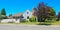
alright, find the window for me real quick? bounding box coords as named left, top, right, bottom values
left=27, top=16, right=29, bottom=19
left=27, top=12, right=29, bottom=14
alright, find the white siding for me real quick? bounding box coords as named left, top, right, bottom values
left=23, top=10, right=32, bottom=20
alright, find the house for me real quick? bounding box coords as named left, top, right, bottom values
left=8, top=10, right=32, bottom=22
left=8, top=13, right=23, bottom=22
left=8, top=13, right=23, bottom=19
left=23, top=10, right=32, bottom=21
left=1, top=19, right=16, bottom=23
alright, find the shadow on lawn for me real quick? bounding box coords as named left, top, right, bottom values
left=37, top=22, right=52, bottom=26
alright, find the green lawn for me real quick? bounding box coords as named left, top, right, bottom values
left=19, top=21, right=60, bottom=25
left=20, top=22, right=40, bottom=25
left=38, top=21, right=60, bottom=25
left=0, top=21, right=60, bottom=25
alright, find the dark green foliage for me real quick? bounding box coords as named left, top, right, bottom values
left=9, top=14, right=12, bottom=17
left=1, top=8, right=6, bottom=15
left=49, top=8, right=56, bottom=16
left=0, top=15, right=7, bottom=19
left=0, top=14, right=3, bottom=19
left=56, top=12, right=60, bottom=21
left=0, top=8, right=7, bottom=19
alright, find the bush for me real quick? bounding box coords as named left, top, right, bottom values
left=21, top=20, right=28, bottom=23
left=29, top=16, right=37, bottom=22
left=56, top=18, right=60, bottom=21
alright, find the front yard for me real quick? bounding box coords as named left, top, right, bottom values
left=20, top=21, right=60, bottom=25
left=0, top=21, right=60, bottom=25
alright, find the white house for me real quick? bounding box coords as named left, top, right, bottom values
left=23, top=10, right=32, bottom=21
left=2, top=10, right=32, bottom=23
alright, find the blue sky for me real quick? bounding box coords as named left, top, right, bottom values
left=0, top=0, right=60, bottom=16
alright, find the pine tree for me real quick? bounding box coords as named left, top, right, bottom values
left=1, top=8, right=6, bottom=15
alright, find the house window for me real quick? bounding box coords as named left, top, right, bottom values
left=27, top=12, right=29, bottom=14
left=27, top=16, right=29, bottom=19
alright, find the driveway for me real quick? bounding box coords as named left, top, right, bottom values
left=0, top=24, right=60, bottom=30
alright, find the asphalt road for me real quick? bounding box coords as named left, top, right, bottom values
left=0, top=24, right=60, bottom=30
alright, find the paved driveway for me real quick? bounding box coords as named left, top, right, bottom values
left=0, top=24, right=60, bottom=30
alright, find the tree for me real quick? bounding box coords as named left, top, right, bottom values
left=32, top=7, right=37, bottom=16
left=0, top=13, right=7, bottom=19
left=57, top=12, right=60, bottom=21
left=9, top=14, right=12, bottom=17
left=1, top=8, right=6, bottom=15
left=49, top=8, right=56, bottom=16
left=37, top=2, right=56, bottom=22
left=46, top=7, right=56, bottom=20
left=1, top=8, right=7, bottom=19
left=58, top=12, right=60, bottom=18
left=0, top=14, right=3, bottom=19
left=37, top=2, right=47, bottom=22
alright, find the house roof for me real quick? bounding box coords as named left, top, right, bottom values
left=25, top=9, right=32, bottom=13
left=8, top=10, right=32, bottom=18
left=12, top=13, right=23, bottom=17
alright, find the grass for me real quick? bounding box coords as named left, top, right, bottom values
left=51, top=21, right=60, bottom=25
left=20, top=21, right=60, bottom=25
left=0, top=22, right=40, bottom=25
left=38, top=21, right=60, bottom=25
left=0, top=21, right=60, bottom=25
left=20, top=22, right=40, bottom=25
left=0, top=22, right=20, bottom=25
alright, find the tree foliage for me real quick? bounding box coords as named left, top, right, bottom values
left=36, top=2, right=56, bottom=22
left=0, top=14, right=3, bottom=19
left=9, top=14, right=12, bottom=17
left=1, top=8, right=7, bottom=19
left=56, top=12, right=60, bottom=21
left=1, top=8, right=6, bottom=15
left=58, top=12, right=60, bottom=18
left=49, top=8, right=56, bottom=16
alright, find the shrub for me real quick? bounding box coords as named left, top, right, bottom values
left=29, top=16, right=37, bottom=22
left=21, top=20, right=28, bottom=23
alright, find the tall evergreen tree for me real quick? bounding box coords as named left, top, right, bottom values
left=1, top=8, right=6, bottom=15
left=1, top=8, right=7, bottom=19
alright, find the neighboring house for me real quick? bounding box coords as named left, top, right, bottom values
left=1, top=19, right=16, bottom=23
left=8, top=16, right=13, bottom=19
left=8, top=13, right=23, bottom=22
left=8, top=13, right=23, bottom=19
left=12, top=13, right=23, bottom=19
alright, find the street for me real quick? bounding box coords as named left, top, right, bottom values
left=0, top=24, right=60, bottom=30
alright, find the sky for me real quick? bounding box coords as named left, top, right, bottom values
left=0, top=0, right=60, bottom=16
